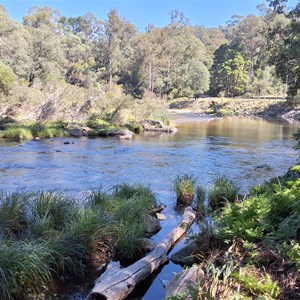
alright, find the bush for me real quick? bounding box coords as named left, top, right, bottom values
left=208, top=175, right=239, bottom=210
left=174, top=174, right=196, bottom=206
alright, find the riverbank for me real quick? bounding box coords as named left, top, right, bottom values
left=165, top=165, right=300, bottom=300
left=169, top=97, right=300, bottom=123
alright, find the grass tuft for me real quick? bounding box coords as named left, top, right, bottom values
left=208, top=175, right=239, bottom=211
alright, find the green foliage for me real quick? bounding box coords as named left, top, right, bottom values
left=0, top=183, right=157, bottom=298
left=281, top=241, right=300, bottom=271
left=208, top=175, right=239, bottom=211
left=126, top=122, right=144, bottom=134
left=196, top=185, right=206, bottom=216
left=210, top=45, right=249, bottom=97
left=151, top=111, right=171, bottom=126
left=2, top=126, right=33, bottom=140
left=174, top=174, right=196, bottom=205
left=0, top=237, right=53, bottom=300
left=232, top=267, right=280, bottom=298
left=0, top=62, right=16, bottom=95
left=216, top=166, right=300, bottom=250
left=217, top=195, right=270, bottom=242
left=0, top=191, right=30, bottom=237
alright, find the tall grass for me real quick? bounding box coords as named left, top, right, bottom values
left=2, top=126, right=33, bottom=140
left=0, top=184, right=158, bottom=298
left=174, top=173, right=196, bottom=206
left=208, top=175, right=239, bottom=211
left=0, top=191, right=30, bottom=237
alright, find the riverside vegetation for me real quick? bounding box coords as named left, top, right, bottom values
left=0, top=184, right=157, bottom=299
left=2, top=1, right=300, bottom=131
left=169, top=152, right=300, bottom=298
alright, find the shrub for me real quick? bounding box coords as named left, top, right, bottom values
left=217, top=195, right=270, bottom=242
left=208, top=175, right=239, bottom=210
left=174, top=174, right=196, bottom=206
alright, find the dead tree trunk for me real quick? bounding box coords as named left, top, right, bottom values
left=89, top=207, right=196, bottom=300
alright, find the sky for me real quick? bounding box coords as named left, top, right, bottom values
left=1, top=0, right=298, bottom=31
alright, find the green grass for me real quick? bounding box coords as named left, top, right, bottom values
left=196, top=186, right=206, bottom=217
left=208, top=175, right=239, bottom=211
left=174, top=173, right=196, bottom=206
left=36, top=127, right=64, bottom=138
left=0, top=183, right=157, bottom=298
left=2, top=126, right=33, bottom=140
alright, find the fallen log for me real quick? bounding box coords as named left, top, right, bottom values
left=144, top=126, right=178, bottom=133
left=89, top=206, right=196, bottom=300
left=148, top=204, right=166, bottom=215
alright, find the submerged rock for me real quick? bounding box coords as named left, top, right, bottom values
left=170, top=241, right=198, bottom=266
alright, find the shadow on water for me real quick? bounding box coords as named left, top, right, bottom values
left=1, top=116, right=299, bottom=299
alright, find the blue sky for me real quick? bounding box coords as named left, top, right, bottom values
left=1, top=0, right=298, bottom=31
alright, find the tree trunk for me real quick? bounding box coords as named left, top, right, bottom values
left=89, top=207, right=196, bottom=300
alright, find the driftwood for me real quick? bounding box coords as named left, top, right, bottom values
left=149, top=204, right=166, bottom=215
left=89, top=207, right=196, bottom=300
left=144, top=126, right=178, bottom=133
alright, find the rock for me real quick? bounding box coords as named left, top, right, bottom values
left=33, top=137, right=40, bottom=141
left=165, top=266, right=203, bottom=299
left=141, top=238, right=157, bottom=252
left=170, top=241, right=198, bottom=266
left=110, top=129, right=134, bottom=139
left=64, top=141, right=70, bottom=145
left=144, top=215, right=161, bottom=233
left=254, top=164, right=272, bottom=172
left=82, top=126, right=92, bottom=133
left=118, top=134, right=133, bottom=140
left=70, top=128, right=83, bottom=137
left=141, top=119, right=163, bottom=130
left=156, top=213, right=167, bottom=220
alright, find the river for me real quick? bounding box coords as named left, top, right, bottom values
left=0, top=114, right=299, bottom=299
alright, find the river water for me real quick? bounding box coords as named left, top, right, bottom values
left=0, top=114, right=299, bottom=299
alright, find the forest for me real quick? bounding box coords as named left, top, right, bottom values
left=0, top=0, right=300, bottom=125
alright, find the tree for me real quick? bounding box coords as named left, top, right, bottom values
left=105, top=9, right=137, bottom=85
left=0, top=62, right=16, bottom=95
left=267, top=0, right=288, bottom=14
left=210, top=44, right=249, bottom=97
left=22, top=7, right=66, bottom=87
left=268, top=3, right=300, bottom=96
left=231, top=15, right=266, bottom=81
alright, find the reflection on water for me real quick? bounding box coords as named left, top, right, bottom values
left=0, top=116, right=299, bottom=199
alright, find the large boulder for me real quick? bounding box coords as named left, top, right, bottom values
left=165, top=266, right=203, bottom=299
left=144, top=215, right=161, bottom=233
left=110, top=129, right=134, bottom=139
left=70, top=128, right=84, bottom=137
